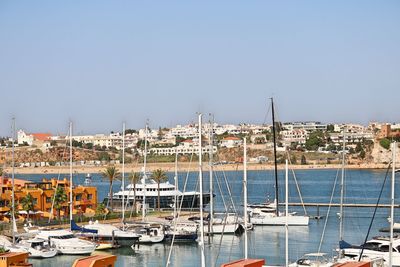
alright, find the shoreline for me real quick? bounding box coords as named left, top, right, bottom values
left=3, top=162, right=388, bottom=175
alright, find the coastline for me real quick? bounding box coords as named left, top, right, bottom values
left=3, top=162, right=388, bottom=175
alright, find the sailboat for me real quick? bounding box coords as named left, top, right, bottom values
left=249, top=98, right=309, bottom=226
left=1, top=119, right=57, bottom=259
left=219, top=138, right=266, bottom=267
left=25, top=122, right=96, bottom=255
left=340, top=142, right=400, bottom=266
left=74, top=123, right=141, bottom=247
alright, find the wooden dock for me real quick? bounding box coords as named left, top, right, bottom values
left=279, top=202, right=399, bottom=208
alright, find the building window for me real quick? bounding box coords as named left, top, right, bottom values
left=33, top=198, right=37, bottom=205
left=46, top=197, right=52, bottom=203
left=76, top=194, right=82, bottom=201
left=88, top=194, right=92, bottom=200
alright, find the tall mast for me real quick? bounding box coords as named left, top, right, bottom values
left=174, top=147, right=178, bottom=220
left=122, top=122, right=125, bottom=223
left=271, top=98, right=279, bottom=216
left=208, top=114, right=214, bottom=235
left=11, top=117, right=16, bottom=244
left=198, top=113, right=206, bottom=267
left=142, top=122, right=148, bottom=221
left=389, top=141, right=396, bottom=267
left=69, top=122, right=73, bottom=228
left=243, top=138, right=248, bottom=259
left=339, top=128, right=346, bottom=242
left=285, top=159, right=289, bottom=267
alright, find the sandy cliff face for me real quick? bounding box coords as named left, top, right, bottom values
left=371, top=141, right=400, bottom=164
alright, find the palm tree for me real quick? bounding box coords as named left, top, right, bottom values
left=20, top=193, right=35, bottom=221
left=151, top=168, right=168, bottom=212
left=101, top=166, right=120, bottom=212
left=129, top=172, right=141, bottom=216
left=53, top=187, right=67, bottom=221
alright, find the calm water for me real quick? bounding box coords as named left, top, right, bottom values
left=17, top=168, right=399, bottom=267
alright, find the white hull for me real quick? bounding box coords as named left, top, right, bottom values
left=205, top=223, right=242, bottom=234
left=251, top=215, right=309, bottom=226
left=343, top=248, right=400, bottom=266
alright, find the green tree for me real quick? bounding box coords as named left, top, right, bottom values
left=20, top=193, right=35, bottom=221
left=151, top=169, right=168, bottom=212
left=305, top=131, right=326, bottom=151
left=0, top=167, right=3, bottom=177
left=129, top=172, right=141, bottom=216
left=301, top=155, right=307, bottom=165
left=290, top=154, right=297, bottom=164
left=125, top=129, right=137, bottom=135
left=101, top=166, right=120, bottom=211
left=360, top=150, right=366, bottom=159
left=355, top=143, right=363, bottom=153
left=379, top=138, right=391, bottom=150
left=53, top=187, right=67, bottom=221
left=327, top=124, right=335, bottom=132
left=95, top=203, right=106, bottom=216
left=98, top=151, right=111, bottom=161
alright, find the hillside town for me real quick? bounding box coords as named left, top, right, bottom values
left=1, top=121, right=399, bottom=169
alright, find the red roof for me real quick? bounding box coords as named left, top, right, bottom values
left=0, top=177, right=27, bottom=186
left=182, top=139, right=194, bottom=143
left=31, top=133, right=52, bottom=141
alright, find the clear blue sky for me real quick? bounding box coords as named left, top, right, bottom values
left=0, top=1, right=399, bottom=136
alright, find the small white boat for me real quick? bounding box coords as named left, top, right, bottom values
left=75, top=220, right=141, bottom=247
left=288, top=253, right=334, bottom=267
left=29, top=229, right=96, bottom=255
left=18, top=238, right=58, bottom=258
left=125, top=222, right=165, bottom=244
left=249, top=208, right=309, bottom=226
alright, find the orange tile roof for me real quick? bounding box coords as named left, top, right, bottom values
left=0, top=177, right=27, bottom=186
left=31, top=133, right=52, bottom=141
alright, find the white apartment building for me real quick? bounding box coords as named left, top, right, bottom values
left=220, top=136, right=243, bottom=148
left=280, top=129, right=308, bottom=144
left=283, top=122, right=327, bottom=132
left=69, top=132, right=138, bottom=149
left=149, top=139, right=217, bottom=156
left=329, top=131, right=374, bottom=144
left=333, top=123, right=366, bottom=133
left=166, top=124, right=198, bottom=139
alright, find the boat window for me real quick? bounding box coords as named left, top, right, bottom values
left=379, top=245, right=396, bottom=252
left=363, top=242, right=381, bottom=250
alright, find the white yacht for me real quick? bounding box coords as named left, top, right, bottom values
left=341, top=236, right=400, bottom=266
left=249, top=207, right=309, bottom=226
left=106, top=178, right=211, bottom=210
left=74, top=220, right=141, bottom=247
left=17, top=238, right=58, bottom=258
left=29, top=229, right=96, bottom=255
left=125, top=222, right=165, bottom=244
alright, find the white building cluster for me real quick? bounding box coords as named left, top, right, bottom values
left=13, top=120, right=392, bottom=155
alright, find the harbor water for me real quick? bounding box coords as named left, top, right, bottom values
left=17, top=168, right=399, bottom=266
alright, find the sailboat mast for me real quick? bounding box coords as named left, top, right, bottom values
left=198, top=113, right=206, bottom=267
left=390, top=141, right=396, bottom=267
left=208, top=114, right=214, bottom=235
left=271, top=98, right=279, bottom=216
left=174, top=148, right=178, bottom=220
left=339, top=128, right=346, bottom=242
left=11, top=117, right=16, bottom=244
left=122, top=122, right=125, bottom=223
left=285, top=159, right=289, bottom=267
left=244, top=138, right=248, bottom=259
left=142, top=122, right=148, bottom=221
left=69, top=122, right=73, bottom=227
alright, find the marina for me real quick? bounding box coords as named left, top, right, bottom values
left=7, top=167, right=399, bottom=266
